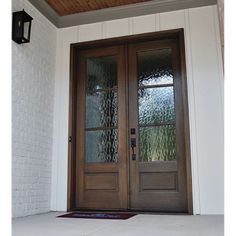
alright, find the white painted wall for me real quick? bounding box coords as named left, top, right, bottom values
left=51, top=5, right=224, bottom=215
left=12, top=0, right=57, bottom=217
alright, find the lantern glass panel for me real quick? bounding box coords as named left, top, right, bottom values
left=24, top=21, right=30, bottom=40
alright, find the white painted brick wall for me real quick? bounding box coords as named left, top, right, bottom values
left=12, top=0, right=57, bottom=218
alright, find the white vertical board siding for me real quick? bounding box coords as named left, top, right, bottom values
left=52, top=5, right=223, bottom=214
left=78, top=23, right=103, bottom=42
left=103, top=18, right=130, bottom=38
left=51, top=27, right=78, bottom=211
left=132, top=14, right=156, bottom=34
left=187, top=6, right=224, bottom=214
left=160, top=10, right=185, bottom=30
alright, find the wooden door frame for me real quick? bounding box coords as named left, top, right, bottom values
left=68, top=28, right=193, bottom=214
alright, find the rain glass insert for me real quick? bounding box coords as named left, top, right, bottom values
left=137, top=48, right=177, bottom=162
left=85, top=55, right=118, bottom=163
left=138, top=87, right=175, bottom=125
left=140, top=125, right=176, bottom=162
left=138, top=48, right=173, bottom=86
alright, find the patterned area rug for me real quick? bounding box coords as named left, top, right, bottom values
left=58, top=212, right=136, bottom=220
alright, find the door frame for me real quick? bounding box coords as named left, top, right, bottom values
left=68, top=29, right=193, bottom=214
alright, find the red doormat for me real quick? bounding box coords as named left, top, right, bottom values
left=58, top=212, right=136, bottom=220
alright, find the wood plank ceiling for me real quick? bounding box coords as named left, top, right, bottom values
left=46, top=0, right=152, bottom=16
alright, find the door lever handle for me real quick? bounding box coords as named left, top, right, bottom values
left=131, top=138, right=136, bottom=147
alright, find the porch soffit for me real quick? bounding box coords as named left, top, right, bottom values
left=27, top=0, right=217, bottom=28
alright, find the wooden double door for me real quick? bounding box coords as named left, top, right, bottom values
left=71, top=32, right=191, bottom=212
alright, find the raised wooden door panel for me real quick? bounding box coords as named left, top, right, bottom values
left=128, top=39, right=188, bottom=212
left=75, top=45, right=128, bottom=209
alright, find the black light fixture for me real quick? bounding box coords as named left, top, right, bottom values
left=12, top=10, right=33, bottom=44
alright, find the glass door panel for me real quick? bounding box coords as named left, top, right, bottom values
left=137, top=48, right=177, bottom=163
left=85, top=129, right=118, bottom=163
left=139, top=125, right=177, bottom=162
left=85, top=55, right=118, bottom=163
left=138, top=87, right=175, bottom=125
left=137, top=48, right=173, bottom=86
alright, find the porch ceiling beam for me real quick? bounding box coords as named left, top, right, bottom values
left=28, top=0, right=217, bottom=28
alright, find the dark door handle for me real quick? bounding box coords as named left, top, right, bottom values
left=131, top=138, right=136, bottom=147
left=131, top=138, right=136, bottom=160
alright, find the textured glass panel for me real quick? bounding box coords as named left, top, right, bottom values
left=139, top=125, right=176, bottom=162
left=86, top=91, right=118, bottom=128
left=85, top=129, right=118, bottom=163
left=138, top=48, right=173, bottom=86
left=87, top=56, right=117, bottom=92
left=138, top=87, right=175, bottom=124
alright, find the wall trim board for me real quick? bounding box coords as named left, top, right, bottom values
left=183, top=9, right=201, bottom=214
left=28, top=0, right=217, bottom=28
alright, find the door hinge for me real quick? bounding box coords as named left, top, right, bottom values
left=69, top=136, right=72, bottom=142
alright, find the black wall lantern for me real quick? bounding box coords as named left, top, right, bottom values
left=12, top=10, right=33, bottom=44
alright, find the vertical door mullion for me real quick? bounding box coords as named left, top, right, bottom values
left=76, top=53, right=86, bottom=207
left=117, top=45, right=128, bottom=208
left=128, top=44, right=139, bottom=209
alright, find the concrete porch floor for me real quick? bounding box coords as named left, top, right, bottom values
left=12, top=212, right=224, bottom=236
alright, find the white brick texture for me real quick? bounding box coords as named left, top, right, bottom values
left=12, top=0, right=57, bottom=218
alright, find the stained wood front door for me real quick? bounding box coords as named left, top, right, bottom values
left=75, top=46, right=128, bottom=209
left=128, top=40, right=188, bottom=211
left=72, top=31, right=190, bottom=212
